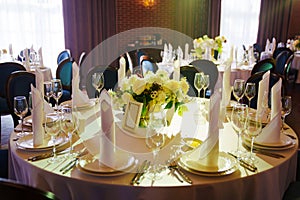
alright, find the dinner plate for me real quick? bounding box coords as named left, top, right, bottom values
left=179, top=152, right=237, bottom=175
left=243, top=137, right=295, bottom=151
left=244, top=134, right=293, bottom=148
left=60, top=100, right=95, bottom=110
left=182, top=138, right=202, bottom=150
left=16, top=134, right=66, bottom=151
left=77, top=152, right=136, bottom=176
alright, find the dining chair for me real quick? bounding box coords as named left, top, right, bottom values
left=55, top=57, right=73, bottom=104
left=251, top=58, right=275, bottom=75
left=179, top=65, right=200, bottom=97
left=0, top=62, right=26, bottom=141
left=57, top=49, right=71, bottom=65
left=86, top=66, right=118, bottom=98
left=273, top=47, right=293, bottom=59
left=274, top=51, right=294, bottom=75
left=253, top=43, right=262, bottom=62
left=6, top=71, right=35, bottom=127
left=283, top=54, right=297, bottom=87
left=141, top=55, right=158, bottom=75
left=190, top=59, right=219, bottom=96
left=0, top=178, right=60, bottom=200
left=78, top=51, right=86, bottom=67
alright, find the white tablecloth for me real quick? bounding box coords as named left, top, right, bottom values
left=8, top=100, right=298, bottom=200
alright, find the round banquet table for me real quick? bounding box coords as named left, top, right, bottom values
left=8, top=99, right=298, bottom=200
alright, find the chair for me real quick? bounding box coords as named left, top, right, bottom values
left=179, top=65, right=200, bottom=97
left=57, top=49, right=71, bottom=65
left=274, top=51, right=294, bottom=75
left=273, top=47, right=293, bottom=59
left=140, top=55, right=158, bottom=75
left=0, top=178, right=60, bottom=200
left=251, top=58, right=275, bottom=75
left=55, top=58, right=73, bottom=104
left=190, top=59, right=219, bottom=96
left=6, top=71, right=35, bottom=127
left=0, top=62, right=26, bottom=142
left=78, top=51, right=86, bottom=67
left=86, top=66, right=118, bottom=98
left=253, top=43, right=262, bottom=61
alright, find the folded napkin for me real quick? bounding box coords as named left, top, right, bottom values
left=35, top=68, right=44, bottom=96
left=9, top=44, right=13, bottom=58
left=126, top=52, right=133, bottom=74
left=99, top=89, right=116, bottom=167
left=118, top=56, right=126, bottom=84
left=265, top=39, right=270, bottom=52
left=184, top=43, right=189, bottom=60
left=177, top=46, right=183, bottom=61
left=24, top=48, right=30, bottom=71
left=173, top=60, right=180, bottom=81
left=256, top=71, right=270, bottom=120
left=219, top=62, right=231, bottom=123
left=162, top=43, right=168, bottom=63
left=256, top=79, right=282, bottom=144
left=271, top=37, right=276, bottom=53
left=189, top=91, right=221, bottom=167
left=38, top=47, right=44, bottom=68
left=72, top=62, right=90, bottom=106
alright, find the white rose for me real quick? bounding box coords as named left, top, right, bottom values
left=132, top=78, right=146, bottom=95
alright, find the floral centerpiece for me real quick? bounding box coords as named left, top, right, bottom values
left=193, top=35, right=226, bottom=59
left=110, top=69, right=189, bottom=127
left=293, top=39, right=300, bottom=51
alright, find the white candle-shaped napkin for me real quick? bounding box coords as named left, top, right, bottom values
left=9, top=44, right=13, bottom=59
left=162, top=43, right=168, bottom=63
left=35, top=68, right=44, bottom=97
left=99, top=90, right=116, bottom=167
left=220, top=62, right=231, bottom=123
left=177, top=46, right=183, bottom=61
left=31, top=85, right=45, bottom=146
left=256, top=71, right=270, bottom=120
left=24, top=48, right=30, bottom=71
left=118, top=56, right=126, bottom=84
left=38, top=47, right=44, bottom=68
left=72, top=62, right=90, bottom=106
left=173, top=59, right=180, bottom=81
left=126, top=52, right=133, bottom=74
left=184, top=43, right=189, bottom=60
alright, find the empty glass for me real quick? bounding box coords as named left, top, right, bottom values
left=44, top=81, right=53, bottom=104
left=202, top=75, right=210, bottom=98
left=14, top=96, right=28, bottom=137
left=91, top=72, right=104, bottom=101
left=194, top=72, right=204, bottom=98
left=281, top=96, right=292, bottom=132
left=233, top=79, right=245, bottom=103
left=245, top=82, right=256, bottom=108
left=51, top=79, right=63, bottom=110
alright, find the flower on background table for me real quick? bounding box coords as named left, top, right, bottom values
left=193, top=35, right=226, bottom=59
left=293, top=39, right=300, bottom=51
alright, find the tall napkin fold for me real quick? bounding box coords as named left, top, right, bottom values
left=99, top=89, right=116, bottom=167
left=24, top=48, right=30, bottom=71
left=219, top=62, right=231, bottom=123
left=9, top=44, right=13, bottom=59
left=271, top=37, right=276, bottom=53
left=173, top=60, right=180, bottom=81
left=189, top=91, right=221, bottom=167
left=126, top=52, right=133, bottom=74
left=72, top=62, right=90, bottom=106
left=38, top=47, right=44, bottom=68
left=31, top=85, right=45, bottom=146
left=256, top=79, right=282, bottom=144
left=184, top=43, right=189, bottom=60
left=177, top=46, right=183, bottom=61
left=118, top=56, right=126, bottom=84
left=162, top=43, right=168, bottom=63
left=265, top=39, right=270, bottom=52
left=35, top=68, right=44, bottom=96
left=256, top=71, right=270, bottom=120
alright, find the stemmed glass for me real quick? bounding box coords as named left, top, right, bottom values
left=231, top=104, right=248, bottom=159
left=194, top=72, right=204, bottom=98
left=244, top=112, right=262, bottom=163
left=145, top=107, right=167, bottom=182
left=51, top=79, right=63, bottom=110
left=45, top=112, right=62, bottom=163
left=202, top=75, right=210, bottom=98
left=92, top=72, right=105, bottom=101
left=14, top=96, right=29, bottom=137
left=233, top=79, right=245, bottom=103
left=245, top=82, right=256, bottom=108
left=61, top=106, right=79, bottom=158
left=281, top=96, right=292, bottom=132
left=44, top=81, right=53, bottom=105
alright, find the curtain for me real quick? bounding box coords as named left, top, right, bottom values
left=256, top=0, right=292, bottom=49
left=62, top=0, right=117, bottom=63
left=0, top=0, right=65, bottom=73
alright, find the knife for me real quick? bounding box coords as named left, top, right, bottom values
left=28, top=149, right=67, bottom=161
left=227, top=152, right=257, bottom=172
left=168, top=162, right=193, bottom=184
left=135, top=161, right=150, bottom=185
left=130, top=160, right=147, bottom=185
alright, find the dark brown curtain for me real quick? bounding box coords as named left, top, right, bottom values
left=62, top=0, right=117, bottom=63
left=256, top=0, right=292, bottom=48
left=175, top=0, right=221, bottom=39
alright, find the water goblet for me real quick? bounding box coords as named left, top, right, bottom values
left=231, top=103, right=248, bottom=159
left=51, top=79, right=63, bottom=110
left=14, top=96, right=29, bottom=138
left=245, top=82, right=256, bottom=108
left=244, top=112, right=262, bottom=163
left=45, top=112, right=62, bottom=163
left=44, top=81, right=53, bottom=105
left=202, top=75, right=210, bottom=98
left=92, top=72, right=104, bottom=101
left=233, top=79, right=245, bottom=103
left=194, top=72, right=204, bottom=98
left=281, top=96, right=292, bottom=132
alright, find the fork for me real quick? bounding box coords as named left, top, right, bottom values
left=60, top=147, right=88, bottom=174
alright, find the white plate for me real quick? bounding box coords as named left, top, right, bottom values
left=246, top=134, right=293, bottom=148
left=16, top=134, right=67, bottom=151
left=179, top=152, right=237, bottom=174
left=243, top=138, right=295, bottom=151
left=60, top=100, right=95, bottom=110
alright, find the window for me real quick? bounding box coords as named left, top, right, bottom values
left=0, top=0, right=65, bottom=74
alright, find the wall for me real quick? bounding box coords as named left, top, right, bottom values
left=288, top=0, right=300, bottom=38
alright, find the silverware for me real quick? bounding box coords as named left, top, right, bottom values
left=28, top=149, right=67, bottom=161
left=168, top=160, right=193, bottom=184
left=242, top=143, right=285, bottom=159
left=227, top=152, right=257, bottom=172
left=135, top=161, right=150, bottom=185
left=168, top=168, right=183, bottom=183
left=61, top=148, right=88, bottom=174
left=130, top=160, right=147, bottom=185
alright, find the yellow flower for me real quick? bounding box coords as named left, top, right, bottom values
left=121, top=92, right=133, bottom=104
left=132, top=78, right=146, bottom=95
left=164, top=80, right=180, bottom=93
left=180, top=77, right=189, bottom=94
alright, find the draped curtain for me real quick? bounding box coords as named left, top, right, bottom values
left=256, top=0, right=292, bottom=49
left=62, top=0, right=117, bottom=63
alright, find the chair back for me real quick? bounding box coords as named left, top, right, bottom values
left=56, top=58, right=73, bottom=91
left=179, top=65, right=200, bottom=97
left=0, top=178, right=60, bottom=200
left=78, top=51, right=86, bottom=67
left=57, top=49, right=71, bottom=65
left=141, top=58, right=158, bottom=75
left=273, top=47, right=293, bottom=59
left=6, top=71, right=35, bottom=127
left=86, top=66, right=118, bottom=98
left=190, top=59, right=219, bottom=95
left=275, top=51, right=293, bottom=75
left=251, top=58, right=275, bottom=75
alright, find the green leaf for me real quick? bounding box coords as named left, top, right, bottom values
left=164, top=101, right=173, bottom=109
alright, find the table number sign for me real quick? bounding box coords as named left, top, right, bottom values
left=122, top=100, right=143, bottom=132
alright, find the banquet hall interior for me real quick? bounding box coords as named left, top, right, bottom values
left=1, top=0, right=300, bottom=199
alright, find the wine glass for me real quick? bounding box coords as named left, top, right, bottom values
left=61, top=106, right=79, bottom=158
left=231, top=103, right=248, bottom=159
left=92, top=72, right=104, bottom=101
left=14, top=96, right=28, bottom=138
left=233, top=79, right=245, bottom=103
left=44, top=81, right=53, bottom=105
left=194, top=72, right=204, bottom=98
left=202, top=75, right=210, bottom=98
left=244, top=111, right=262, bottom=163
left=281, top=96, right=292, bottom=132
left=145, top=107, right=167, bottom=181
left=51, top=79, right=63, bottom=110
left=245, top=82, right=256, bottom=108
left=45, top=112, right=62, bottom=163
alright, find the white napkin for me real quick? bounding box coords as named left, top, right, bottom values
left=265, top=39, right=270, bottom=52
left=72, top=62, right=90, bottom=106
left=9, top=44, right=13, bottom=58
left=219, top=62, right=231, bottom=123
left=168, top=43, right=173, bottom=61
left=38, top=47, right=44, bottom=68
left=125, top=52, right=133, bottom=74
left=35, top=68, right=44, bottom=96
left=30, top=85, right=45, bottom=146
left=162, top=43, right=168, bottom=63
left=177, top=46, right=183, bottom=61
left=256, top=79, right=282, bottom=144
left=118, top=56, right=126, bottom=84
left=271, top=37, right=276, bottom=53
left=184, top=43, right=189, bottom=60
left=256, top=71, right=270, bottom=120
left=24, top=48, right=30, bottom=71
left=173, top=60, right=180, bottom=81
left=99, top=89, right=116, bottom=167
left=189, top=91, right=221, bottom=167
